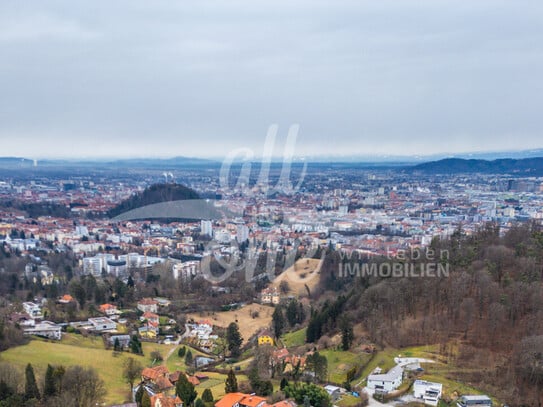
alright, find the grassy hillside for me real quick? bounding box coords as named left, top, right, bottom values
left=0, top=335, right=175, bottom=404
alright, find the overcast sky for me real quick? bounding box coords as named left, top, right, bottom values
left=1, top=1, right=542, bottom=160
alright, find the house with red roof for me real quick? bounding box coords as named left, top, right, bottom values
left=137, top=298, right=158, bottom=313
left=99, top=303, right=118, bottom=316
left=149, top=393, right=183, bottom=407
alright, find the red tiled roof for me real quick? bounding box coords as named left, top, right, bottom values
left=141, top=365, right=169, bottom=381
left=240, top=395, right=267, bottom=407
left=155, top=375, right=173, bottom=390
left=187, top=375, right=200, bottom=386
left=215, top=393, right=247, bottom=407
left=150, top=393, right=182, bottom=407
left=138, top=298, right=158, bottom=305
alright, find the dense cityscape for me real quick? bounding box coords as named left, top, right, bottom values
left=2, top=0, right=543, bottom=406
left=0, top=159, right=542, bottom=406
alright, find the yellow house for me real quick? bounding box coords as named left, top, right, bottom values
left=257, top=329, right=274, bottom=346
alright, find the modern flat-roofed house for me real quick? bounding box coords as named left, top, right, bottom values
left=457, top=395, right=492, bottom=407
left=413, top=380, right=442, bottom=406
left=367, top=365, right=403, bottom=393
left=24, top=321, right=61, bottom=340
left=88, top=317, right=117, bottom=332
left=108, top=334, right=131, bottom=348
left=23, top=301, right=42, bottom=318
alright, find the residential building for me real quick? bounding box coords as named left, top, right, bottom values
left=172, top=261, right=200, bottom=280
left=138, top=298, right=159, bottom=313
left=257, top=329, right=274, bottom=346
left=215, top=393, right=267, bottom=407
left=201, top=220, right=212, bottom=236
left=88, top=317, right=117, bottom=332
left=58, top=294, right=75, bottom=304
left=457, top=395, right=492, bottom=407
left=99, top=303, right=118, bottom=316
left=367, top=365, right=403, bottom=393
left=236, top=224, right=249, bottom=242
left=260, top=287, right=280, bottom=305
left=23, top=301, right=42, bottom=318
left=413, top=380, right=442, bottom=406
left=150, top=393, right=183, bottom=407
left=108, top=334, right=131, bottom=348
left=23, top=321, right=61, bottom=340
left=324, top=385, right=341, bottom=401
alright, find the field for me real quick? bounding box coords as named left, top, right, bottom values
left=281, top=327, right=307, bottom=348
left=320, top=348, right=372, bottom=384
left=0, top=335, right=177, bottom=405
left=187, top=303, right=273, bottom=343
left=271, top=258, right=322, bottom=297
left=195, top=371, right=248, bottom=400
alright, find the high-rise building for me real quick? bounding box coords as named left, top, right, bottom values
left=201, top=220, right=212, bottom=236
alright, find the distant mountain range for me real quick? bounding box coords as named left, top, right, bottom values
left=410, top=157, right=543, bottom=175
left=0, top=156, right=218, bottom=169
left=2, top=149, right=543, bottom=175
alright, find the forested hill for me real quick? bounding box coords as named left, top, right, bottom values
left=108, top=183, right=200, bottom=218
left=312, top=223, right=543, bottom=405
left=410, top=157, right=543, bottom=175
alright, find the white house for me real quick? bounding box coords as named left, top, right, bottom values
left=22, top=302, right=43, bottom=318
left=24, top=321, right=62, bottom=340
left=367, top=365, right=403, bottom=393
left=137, top=298, right=158, bottom=313
left=413, top=380, right=442, bottom=406
left=88, top=317, right=117, bottom=332
left=172, top=261, right=200, bottom=280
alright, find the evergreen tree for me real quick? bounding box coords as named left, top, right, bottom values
left=226, top=323, right=243, bottom=357
left=44, top=364, right=56, bottom=398
left=185, top=349, right=193, bottom=366
left=114, top=337, right=121, bottom=352
left=176, top=374, right=197, bottom=407
left=135, top=385, right=145, bottom=406
left=286, top=300, right=298, bottom=327
left=272, top=306, right=285, bottom=337
left=178, top=346, right=186, bottom=358
left=141, top=391, right=151, bottom=407
left=201, top=388, right=214, bottom=403
left=224, top=369, right=238, bottom=393
left=280, top=377, right=289, bottom=391
left=306, top=352, right=328, bottom=382
left=297, top=303, right=306, bottom=324
left=130, top=335, right=143, bottom=355
left=340, top=318, right=354, bottom=351
left=24, top=363, right=40, bottom=401
left=0, top=380, right=13, bottom=401
left=52, top=366, right=65, bottom=395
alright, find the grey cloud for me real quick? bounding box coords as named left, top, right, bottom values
left=0, top=0, right=542, bottom=159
